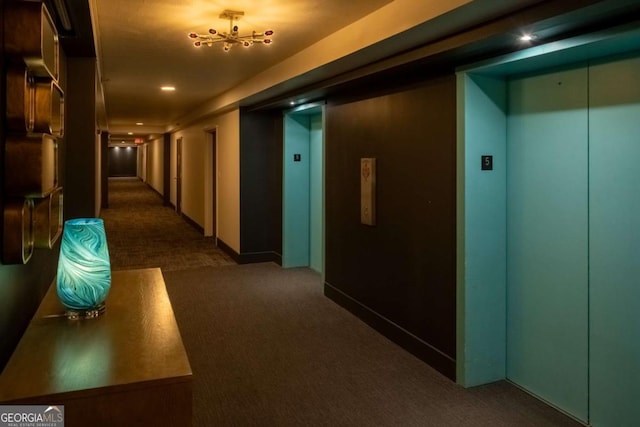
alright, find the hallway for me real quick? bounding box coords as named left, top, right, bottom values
left=100, top=177, right=235, bottom=272
left=98, top=179, right=580, bottom=426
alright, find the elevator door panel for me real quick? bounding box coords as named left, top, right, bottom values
left=589, top=55, right=640, bottom=427
left=506, top=67, right=589, bottom=421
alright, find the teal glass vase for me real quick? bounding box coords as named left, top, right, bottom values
left=57, top=218, right=111, bottom=319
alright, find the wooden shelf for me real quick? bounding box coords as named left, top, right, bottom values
left=1, top=198, right=34, bottom=264
left=4, top=133, right=58, bottom=197
left=33, top=186, right=63, bottom=249
left=33, top=78, right=64, bottom=136
left=4, top=1, right=59, bottom=80
left=5, top=64, right=34, bottom=133
left=0, top=268, right=193, bottom=427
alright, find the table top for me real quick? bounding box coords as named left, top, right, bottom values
left=0, top=268, right=192, bottom=401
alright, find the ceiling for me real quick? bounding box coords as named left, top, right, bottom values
left=51, top=0, right=640, bottom=146
left=90, top=0, right=392, bottom=143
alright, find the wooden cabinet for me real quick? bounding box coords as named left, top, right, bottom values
left=0, top=268, right=193, bottom=427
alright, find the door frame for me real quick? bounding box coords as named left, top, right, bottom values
left=176, top=137, right=183, bottom=215
left=203, top=127, right=218, bottom=238
left=282, top=103, right=325, bottom=274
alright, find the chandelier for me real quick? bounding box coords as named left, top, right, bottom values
left=188, top=10, right=274, bottom=52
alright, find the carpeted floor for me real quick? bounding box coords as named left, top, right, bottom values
left=101, top=177, right=580, bottom=425
left=101, top=178, right=235, bottom=271
left=164, top=263, right=581, bottom=427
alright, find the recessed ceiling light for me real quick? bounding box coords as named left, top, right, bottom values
left=290, top=101, right=295, bottom=106
left=161, top=86, right=176, bottom=91
left=121, top=141, right=125, bottom=143
left=520, top=34, right=535, bottom=42
left=136, top=122, right=143, bottom=126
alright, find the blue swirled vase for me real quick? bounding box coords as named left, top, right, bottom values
left=57, top=218, right=111, bottom=312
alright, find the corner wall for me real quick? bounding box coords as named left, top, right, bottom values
left=64, top=57, right=97, bottom=219
left=239, top=109, right=282, bottom=263
left=171, top=109, right=240, bottom=252
left=456, top=73, right=507, bottom=386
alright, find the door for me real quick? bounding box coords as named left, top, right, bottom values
left=506, top=66, right=589, bottom=421
left=588, top=55, right=640, bottom=427
left=176, top=137, right=182, bottom=215
left=283, top=107, right=324, bottom=272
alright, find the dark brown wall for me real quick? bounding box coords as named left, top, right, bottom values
left=239, top=109, right=283, bottom=264
left=100, top=132, right=109, bottom=208
left=324, top=75, right=457, bottom=378
left=108, top=146, right=137, bottom=177
left=64, top=57, right=96, bottom=220
left=0, top=0, right=61, bottom=372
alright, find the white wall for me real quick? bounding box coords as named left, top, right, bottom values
left=171, top=109, right=240, bottom=252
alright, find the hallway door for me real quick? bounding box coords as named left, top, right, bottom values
left=506, top=66, right=589, bottom=421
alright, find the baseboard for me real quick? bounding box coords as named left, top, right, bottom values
left=144, top=182, right=164, bottom=200
left=324, top=282, right=456, bottom=380
left=216, top=239, right=282, bottom=265
left=216, top=238, right=241, bottom=263
left=238, top=251, right=282, bottom=265
left=180, top=213, right=204, bottom=234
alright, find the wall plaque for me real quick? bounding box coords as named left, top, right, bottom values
left=360, top=158, right=376, bottom=226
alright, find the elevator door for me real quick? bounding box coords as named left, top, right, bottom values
left=506, top=67, right=589, bottom=421
left=589, top=55, right=640, bottom=427
left=283, top=109, right=324, bottom=272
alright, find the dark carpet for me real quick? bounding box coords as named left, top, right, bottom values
left=101, top=178, right=235, bottom=271
left=164, top=263, right=581, bottom=427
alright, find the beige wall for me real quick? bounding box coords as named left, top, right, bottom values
left=146, top=137, right=164, bottom=194
left=138, top=144, right=147, bottom=182
left=171, top=109, right=240, bottom=252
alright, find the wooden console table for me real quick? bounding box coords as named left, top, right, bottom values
left=0, top=268, right=193, bottom=426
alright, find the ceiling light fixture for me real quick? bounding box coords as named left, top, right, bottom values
left=127, top=132, right=133, bottom=135
left=519, top=34, right=536, bottom=42
left=136, top=122, right=143, bottom=126
left=189, top=10, right=273, bottom=52
left=161, top=86, right=176, bottom=91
